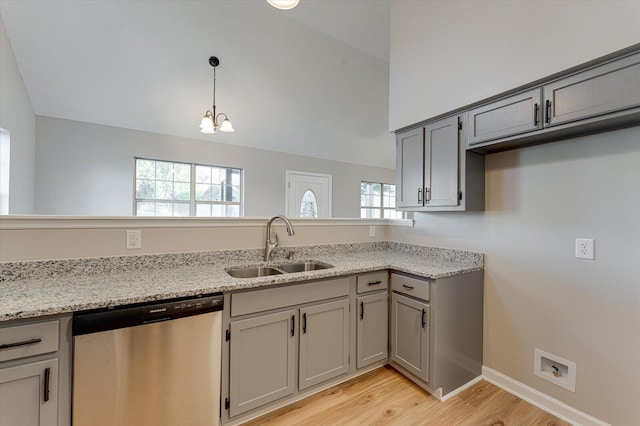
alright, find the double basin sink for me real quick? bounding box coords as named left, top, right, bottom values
left=226, top=261, right=333, bottom=279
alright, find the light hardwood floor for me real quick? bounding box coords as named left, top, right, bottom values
left=244, top=366, right=571, bottom=425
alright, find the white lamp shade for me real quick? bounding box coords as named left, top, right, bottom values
left=199, top=115, right=215, bottom=134
left=219, top=118, right=235, bottom=133
left=267, top=0, right=299, bottom=10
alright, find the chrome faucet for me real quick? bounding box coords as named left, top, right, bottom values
left=264, top=215, right=295, bottom=263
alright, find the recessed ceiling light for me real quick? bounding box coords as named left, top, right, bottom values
left=267, top=0, right=300, bottom=10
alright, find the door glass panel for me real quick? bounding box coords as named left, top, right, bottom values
left=300, top=190, right=318, bottom=218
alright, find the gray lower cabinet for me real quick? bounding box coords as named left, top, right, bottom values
left=390, top=292, right=430, bottom=382
left=0, top=315, right=70, bottom=426
left=298, top=299, right=349, bottom=390
left=356, top=292, right=388, bottom=369
left=0, top=359, right=58, bottom=426
left=228, top=309, right=296, bottom=417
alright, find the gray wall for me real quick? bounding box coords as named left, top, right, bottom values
left=0, top=16, right=35, bottom=213
left=392, top=127, right=640, bottom=425
left=35, top=116, right=394, bottom=217
left=389, top=3, right=640, bottom=424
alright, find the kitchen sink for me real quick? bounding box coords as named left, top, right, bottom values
left=226, top=261, right=334, bottom=278
left=226, top=266, right=284, bottom=278
left=276, top=261, right=334, bottom=273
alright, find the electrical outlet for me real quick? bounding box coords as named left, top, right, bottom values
left=575, top=238, right=594, bottom=260
left=369, top=226, right=376, bottom=237
left=126, top=230, right=142, bottom=250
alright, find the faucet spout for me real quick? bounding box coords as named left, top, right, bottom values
left=265, top=215, right=295, bottom=262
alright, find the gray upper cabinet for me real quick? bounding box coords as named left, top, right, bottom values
left=229, top=309, right=296, bottom=417
left=464, top=48, right=640, bottom=153
left=396, top=115, right=475, bottom=212
left=467, top=88, right=542, bottom=146
left=356, top=291, right=388, bottom=369
left=425, top=116, right=460, bottom=207
left=298, top=299, right=349, bottom=391
left=396, top=127, right=424, bottom=208
left=544, top=52, right=640, bottom=127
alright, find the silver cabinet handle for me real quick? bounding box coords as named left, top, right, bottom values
left=417, top=188, right=422, bottom=203
left=424, top=187, right=430, bottom=203
left=0, top=338, right=42, bottom=350
left=545, top=99, right=552, bottom=124
left=43, top=367, right=51, bottom=402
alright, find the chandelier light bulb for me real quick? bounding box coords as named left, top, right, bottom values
left=219, top=118, right=235, bottom=133
left=267, top=0, right=299, bottom=10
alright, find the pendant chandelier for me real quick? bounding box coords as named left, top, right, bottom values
left=199, top=56, right=235, bottom=134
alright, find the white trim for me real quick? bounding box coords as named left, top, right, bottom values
left=440, top=375, right=483, bottom=402
left=0, top=216, right=413, bottom=230
left=482, top=366, right=610, bottom=426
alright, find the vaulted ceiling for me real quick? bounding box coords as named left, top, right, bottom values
left=0, top=0, right=394, bottom=168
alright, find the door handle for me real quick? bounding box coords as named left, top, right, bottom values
left=291, top=315, right=295, bottom=337
left=43, top=367, right=51, bottom=402
left=302, top=312, right=307, bottom=334
left=360, top=301, right=364, bottom=320
left=421, top=309, right=426, bottom=329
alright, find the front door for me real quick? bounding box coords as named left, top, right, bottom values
left=285, top=171, right=332, bottom=218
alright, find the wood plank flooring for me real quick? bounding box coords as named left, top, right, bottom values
left=243, top=366, right=570, bottom=425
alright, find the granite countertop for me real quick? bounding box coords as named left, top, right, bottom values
left=0, top=243, right=484, bottom=322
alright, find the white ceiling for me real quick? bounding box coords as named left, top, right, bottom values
left=0, top=0, right=395, bottom=169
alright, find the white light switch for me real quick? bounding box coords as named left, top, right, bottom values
left=575, top=238, right=594, bottom=260
left=369, top=226, right=375, bottom=237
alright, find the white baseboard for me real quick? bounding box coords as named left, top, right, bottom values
left=440, top=375, right=483, bottom=402
left=482, top=366, right=610, bottom=426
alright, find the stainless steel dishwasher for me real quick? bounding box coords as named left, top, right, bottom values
left=72, top=293, right=223, bottom=426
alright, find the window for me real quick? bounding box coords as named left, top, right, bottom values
left=135, top=158, right=242, bottom=217
left=360, top=181, right=403, bottom=219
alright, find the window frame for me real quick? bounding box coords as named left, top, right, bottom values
left=134, top=157, right=244, bottom=217
left=360, top=181, right=403, bottom=219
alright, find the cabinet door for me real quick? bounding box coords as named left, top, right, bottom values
left=390, top=293, right=430, bottom=382
left=544, top=52, right=640, bottom=127
left=467, top=88, right=542, bottom=146
left=229, top=309, right=296, bottom=417
left=299, top=299, right=349, bottom=390
left=424, top=116, right=459, bottom=207
left=396, top=128, right=425, bottom=208
left=0, top=358, right=58, bottom=426
left=356, top=292, right=388, bottom=369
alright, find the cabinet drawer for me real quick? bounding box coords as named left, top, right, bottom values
left=0, top=320, right=59, bottom=362
left=231, top=277, right=350, bottom=317
left=391, top=273, right=430, bottom=301
left=356, top=271, right=388, bottom=294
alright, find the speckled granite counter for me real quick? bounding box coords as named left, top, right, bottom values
left=0, top=243, right=483, bottom=321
